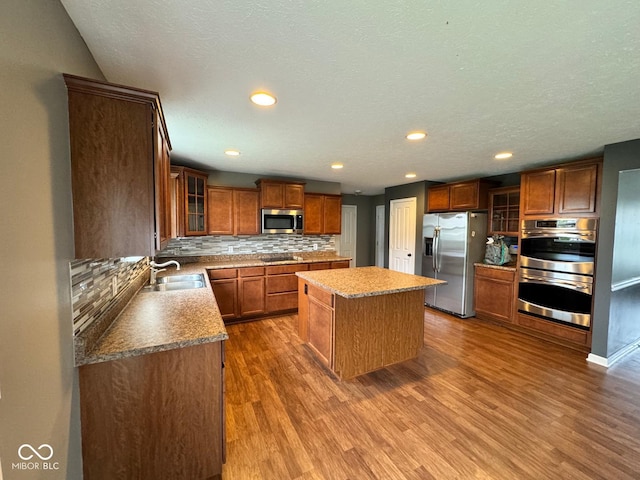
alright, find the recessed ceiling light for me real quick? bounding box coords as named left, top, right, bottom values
left=495, top=152, right=513, bottom=160
left=224, top=149, right=241, bottom=157
left=405, top=173, right=417, bottom=179
left=406, top=131, right=427, bottom=141
left=331, top=163, right=344, bottom=169
left=250, top=91, right=277, bottom=106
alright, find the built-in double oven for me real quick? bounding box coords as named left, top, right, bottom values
left=518, top=218, right=597, bottom=329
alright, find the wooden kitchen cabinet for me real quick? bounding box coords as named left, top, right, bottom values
left=207, top=187, right=234, bottom=235
left=521, top=158, right=601, bottom=218
left=426, top=185, right=450, bottom=211
left=208, top=187, right=260, bottom=236
left=238, top=267, right=266, bottom=317
left=79, top=341, right=225, bottom=480
left=427, top=179, right=495, bottom=213
left=171, top=166, right=210, bottom=237
left=297, top=271, right=426, bottom=380
left=255, top=179, right=305, bottom=209
left=304, top=193, right=342, bottom=235
left=233, top=189, right=260, bottom=235
left=185, top=169, right=208, bottom=235
left=488, top=186, right=520, bottom=236
left=208, top=267, right=265, bottom=322
left=64, top=74, right=171, bottom=258
left=209, top=269, right=238, bottom=320
left=474, top=265, right=516, bottom=324
left=266, top=263, right=309, bottom=314
left=155, top=119, right=172, bottom=250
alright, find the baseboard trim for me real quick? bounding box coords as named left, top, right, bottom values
left=587, top=341, right=640, bottom=368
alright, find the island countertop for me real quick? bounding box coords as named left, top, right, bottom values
left=296, top=266, right=445, bottom=298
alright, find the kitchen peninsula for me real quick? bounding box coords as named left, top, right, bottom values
left=296, top=267, right=445, bottom=379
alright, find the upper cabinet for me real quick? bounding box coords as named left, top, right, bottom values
left=521, top=158, right=602, bottom=218
left=185, top=169, right=208, bottom=235
left=488, top=187, right=520, bottom=236
left=304, top=194, right=342, bottom=235
left=255, top=179, right=305, bottom=209
left=64, top=74, right=171, bottom=258
left=207, top=186, right=260, bottom=236
left=171, top=166, right=209, bottom=236
left=427, top=179, right=495, bottom=212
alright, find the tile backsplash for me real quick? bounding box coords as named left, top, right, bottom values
left=70, top=257, right=148, bottom=336
left=157, top=234, right=335, bottom=257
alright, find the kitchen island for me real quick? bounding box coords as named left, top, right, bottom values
left=296, top=266, right=445, bottom=380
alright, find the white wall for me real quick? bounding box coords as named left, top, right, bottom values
left=0, top=1, right=104, bottom=478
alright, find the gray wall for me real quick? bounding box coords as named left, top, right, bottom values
left=591, top=139, right=640, bottom=358
left=342, top=195, right=374, bottom=266
left=0, top=1, right=105, bottom=478
left=383, top=181, right=435, bottom=274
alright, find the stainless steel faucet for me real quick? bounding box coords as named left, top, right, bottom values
left=149, top=260, right=181, bottom=284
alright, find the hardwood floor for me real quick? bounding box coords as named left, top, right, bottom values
left=222, top=308, right=640, bottom=479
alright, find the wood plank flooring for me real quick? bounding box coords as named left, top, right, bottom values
left=222, top=308, right=640, bottom=479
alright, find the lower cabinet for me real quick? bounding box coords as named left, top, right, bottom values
left=474, top=265, right=516, bottom=323
left=208, top=261, right=349, bottom=322
left=78, top=342, right=225, bottom=480
left=238, top=267, right=265, bottom=317
left=266, top=264, right=310, bottom=313
left=208, top=267, right=265, bottom=323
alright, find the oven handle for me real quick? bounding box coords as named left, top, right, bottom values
left=520, top=275, right=592, bottom=292
left=521, top=231, right=596, bottom=242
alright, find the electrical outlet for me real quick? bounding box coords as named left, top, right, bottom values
left=228, top=245, right=234, bottom=253
left=313, top=244, right=318, bottom=250
left=111, top=277, right=118, bottom=296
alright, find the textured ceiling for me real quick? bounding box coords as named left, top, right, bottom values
left=60, top=0, right=640, bottom=194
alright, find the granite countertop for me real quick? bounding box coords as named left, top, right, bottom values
left=77, top=253, right=353, bottom=366
left=474, top=261, right=518, bottom=271
left=77, top=263, right=227, bottom=366
left=296, top=266, right=445, bottom=298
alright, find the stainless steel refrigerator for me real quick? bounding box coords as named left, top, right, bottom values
left=422, top=212, right=487, bottom=317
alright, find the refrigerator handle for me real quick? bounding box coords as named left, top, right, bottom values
left=433, top=227, right=440, bottom=272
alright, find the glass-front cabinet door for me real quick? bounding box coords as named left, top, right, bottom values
left=488, top=186, right=520, bottom=236
left=185, top=171, right=207, bottom=235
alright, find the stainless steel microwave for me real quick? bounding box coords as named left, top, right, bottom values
left=261, top=209, right=304, bottom=234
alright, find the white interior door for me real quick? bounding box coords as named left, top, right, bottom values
left=389, top=197, right=416, bottom=274
left=375, top=205, right=385, bottom=267
left=338, top=205, right=357, bottom=266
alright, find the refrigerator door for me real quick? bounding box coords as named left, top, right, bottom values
left=434, top=213, right=469, bottom=315
left=422, top=214, right=439, bottom=306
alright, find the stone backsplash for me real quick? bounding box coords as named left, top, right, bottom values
left=157, top=234, right=336, bottom=257
left=70, top=256, right=148, bottom=336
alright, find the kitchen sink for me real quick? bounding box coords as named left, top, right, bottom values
left=157, top=274, right=205, bottom=284
left=141, top=273, right=206, bottom=292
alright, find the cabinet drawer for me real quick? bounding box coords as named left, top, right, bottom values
left=208, top=268, right=237, bottom=280
left=307, top=283, right=334, bottom=308
left=309, top=262, right=331, bottom=270
left=238, top=266, right=265, bottom=277
left=331, top=261, right=350, bottom=269
left=475, top=266, right=515, bottom=282
left=266, top=264, right=309, bottom=275
left=266, top=292, right=298, bottom=312
left=266, top=274, right=298, bottom=294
